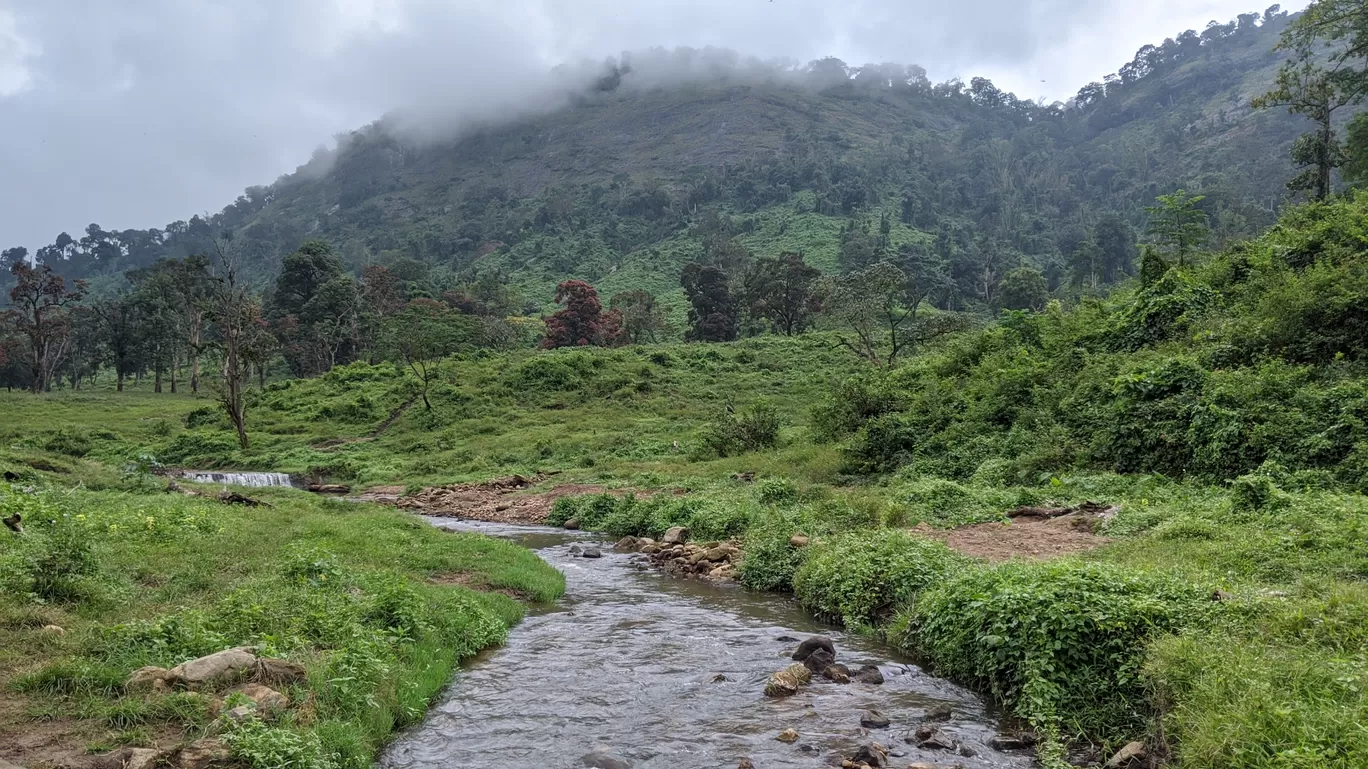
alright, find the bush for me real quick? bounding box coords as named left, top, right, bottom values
left=701, top=402, right=781, bottom=458
left=184, top=406, right=227, bottom=429
left=811, top=374, right=902, bottom=441
left=43, top=429, right=94, bottom=458
left=225, top=720, right=336, bottom=769
left=159, top=431, right=239, bottom=465
left=793, top=530, right=968, bottom=626
left=840, top=414, right=917, bottom=474
left=903, top=560, right=1212, bottom=740
left=738, top=520, right=808, bottom=592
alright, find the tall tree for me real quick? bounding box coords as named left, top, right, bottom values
left=1254, top=62, right=1354, bottom=199
left=823, top=262, right=911, bottom=368
left=383, top=299, right=477, bottom=411
left=5, top=262, right=87, bottom=393
left=542, top=280, right=626, bottom=349
left=1145, top=191, right=1210, bottom=266
left=681, top=263, right=739, bottom=342
left=741, top=253, right=822, bottom=336
left=609, top=289, right=670, bottom=344
left=1093, top=214, right=1138, bottom=282
left=998, top=266, right=1050, bottom=311
left=206, top=239, right=272, bottom=449
left=91, top=296, right=147, bottom=392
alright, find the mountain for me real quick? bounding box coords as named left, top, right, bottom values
left=6, top=7, right=1315, bottom=312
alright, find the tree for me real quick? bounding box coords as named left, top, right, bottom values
left=91, top=296, right=148, bottom=392
left=1145, top=191, right=1210, bottom=266
left=1254, top=63, right=1353, bottom=200
left=999, top=266, right=1049, bottom=311
left=609, top=289, right=670, bottom=343
left=206, top=239, right=273, bottom=449
left=128, top=255, right=215, bottom=393
left=1093, top=214, right=1138, bottom=282
left=741, top=253, right=822, bottom=335
left=823, top=262, right=911, bottom=368
left=267, top=240, right=357, bottom=376
left=384, top=299, right=477, bottom=410
left=541, top=280, right=626, bottom=349
left=681, top=263, right=738, bottom=342
left=5, top=262, right=87, bottom=393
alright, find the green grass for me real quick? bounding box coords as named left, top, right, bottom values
left=0, top=477, right=563, bottom=767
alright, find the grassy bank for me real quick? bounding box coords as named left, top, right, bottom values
left=0, top=472, right=563, bottom=768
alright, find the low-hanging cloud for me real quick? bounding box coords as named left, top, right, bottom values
left=0, top=0, right=1301, bottom=254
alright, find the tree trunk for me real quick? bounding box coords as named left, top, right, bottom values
left=117, top=372, right=125, bottom=392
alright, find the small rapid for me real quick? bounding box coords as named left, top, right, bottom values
left=171, top=471, right=297, bottom=488
left=380, top=519, right=1035, bottom=769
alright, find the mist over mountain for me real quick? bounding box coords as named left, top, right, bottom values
left=2, top=7, right=1310, bottom=315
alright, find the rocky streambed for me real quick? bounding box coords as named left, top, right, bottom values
left=380, top=519, right=1037, bottom=769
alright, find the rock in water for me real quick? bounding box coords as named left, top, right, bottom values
left=614, top=536, right=639, bottom=551
left=791, top=635, right=836, bottom=662
left=802, top=647, right=836, bottom=675
left=563, top=518, right=581, bottom=530
left=569, top=544, right=583, bottom=554
left=850, top=742, right=888, bottom=767
left=662, top=526, right=690, bottom=545
left=861, top=709, right=891, bottom=729
left=912, top=726, right=958, bottom=752
left=823, top=663, right=851, bottom=683
left=853, top=664, right=885, bottom=685
left=580, top=751, right=632, bottom=769
left=764, top=662, right=813, bottom=697
left=776, top=728, right=800, bottom=743
left=737, top=761, right=755, bottom=769
left=581, top=547, right=603, bottom=558
left=922, top=703, right=953, bottom=722
left=1105, top=741, right=1147, bottom=768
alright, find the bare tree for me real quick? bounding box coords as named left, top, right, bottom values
left=205, top=237, right=272, bottom=449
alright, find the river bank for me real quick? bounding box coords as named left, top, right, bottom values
left=0, top=479, right=564, bottom=769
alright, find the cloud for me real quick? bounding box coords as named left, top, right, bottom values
left=0, top=0, right=1305, bottom=253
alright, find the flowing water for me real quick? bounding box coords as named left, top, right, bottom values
left=380, top=519, right=1035, bottom=769
left=171, top=471, right=297, bottom=488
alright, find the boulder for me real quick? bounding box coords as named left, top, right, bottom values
left=0, top=760, right=22, bottom=769
left=641, top=544, right=661, bottom=555
left=1105, top=741, right=1146, bottom=768
left=614, top=537, right=639, bottom=551
left=789, top=534, right=810, bottom=548
left=912, top=726, right=958, bottom=752
left=255, top=658, right=307, bottom=685
left=860, top=709, right=891, bottom=729
left=316, top=484, right=350, bottom=494
left=569, top=544, right=583, bottom=555
left=563, top=518, right=581, bottom=530
left=40, top=624, right=65, bottom=636
left=853, top=664, right=885, bottom=685
left=710, top=674, right=729, bottom=683
left=662, top=526, right=689, bottom=545
left=90, top=747, right=165, bottom=769
left=850, top=742, right=888, bottom=767
left=241, top=683, right=288, bottom=711
left=126, top=665, right=172, bottom=692
left=168, top=647, right=258, bottom=689
left=791, top=635, right=836, bottom=662
left=581, top=547, right=603, bottom=559
left=989, top=733, right=1036, bottom=751
left=776, top=728, right=800, bottom=743
left=178, top=739, right=232, bottom=769
left=704, top=547, right=728, bottom=562
left=707, top=564, right=735, bottom=580
left=764, top=663, right=813, bottom=697
left=822, top=663, right=851, bottom=683
left=737, top=761, right=755, bottom=769
left=580, top=751, right=632, bottom=769
left=802, top=648, right=836, bottom=676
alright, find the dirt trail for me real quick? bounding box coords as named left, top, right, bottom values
left=911, top=503, right=1115, bottom=561
left=359, top=475, right=613, bottom=525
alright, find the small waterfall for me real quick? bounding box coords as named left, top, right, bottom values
left=174, top=471, right=296, bottom=488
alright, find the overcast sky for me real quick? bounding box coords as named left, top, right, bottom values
left=0, top=0, right=1304, bottom=254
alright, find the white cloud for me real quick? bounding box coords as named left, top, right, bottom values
left=0, top=9, right=38, bottom=98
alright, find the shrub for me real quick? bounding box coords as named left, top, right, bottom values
left=701, top=402, right=781, bottom=457
left=738, top=520, right=808, bottom=592
left=811, top=374, right=902, bottom=441
left=225, top=720, right=336, bottom=769
left=159, top=431, right=239, bottom=465
left=903, top=560, right=1212, bottom=740
left=793, top=530, right=968, bottom=626
left=840, top=414, right=917, bottom=474
left=757, top=478, right=799, bottom=506
left=184, top=406, right=226, bottom=429
left=43, top=429, right=94, bottom=458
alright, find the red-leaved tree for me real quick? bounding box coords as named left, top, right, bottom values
left=542, top=280, right=627, bottom=349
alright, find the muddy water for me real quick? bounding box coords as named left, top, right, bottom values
left=380, top=520, right=1034, bottom=769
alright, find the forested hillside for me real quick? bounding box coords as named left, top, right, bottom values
left=1, top=6, right=1307, bottom=312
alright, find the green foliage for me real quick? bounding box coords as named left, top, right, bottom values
left=793, top=530, right=967, bottom=626
left=840, top=414, right=917, bottom=475
left=226, top=720, right=336, bottom=769
left=903, top=561, right=1212, bottom=740
left=701, top=402, right=781, bottom=458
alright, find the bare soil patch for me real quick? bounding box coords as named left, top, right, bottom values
left=359, top=475, right=624, bottom=525
left=912, top=505, right=1114, bottom=562
left=0, top=696, right=181, bottom=769
left=428, top=572, right=526, bottom=599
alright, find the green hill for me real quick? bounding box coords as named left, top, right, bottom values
left=8, top=8, right=1315, bottom=313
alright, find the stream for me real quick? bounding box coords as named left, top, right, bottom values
left=379, top=519, right=1035, bottom=769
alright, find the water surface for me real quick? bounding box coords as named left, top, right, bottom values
left=381, top=519, right=1034, bottom=769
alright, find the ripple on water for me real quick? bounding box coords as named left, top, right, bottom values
left=379, top=519, right=1033, bottom=769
